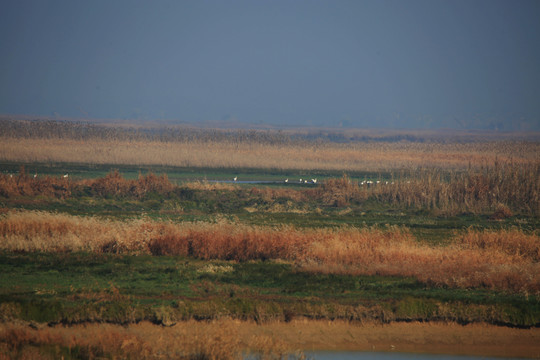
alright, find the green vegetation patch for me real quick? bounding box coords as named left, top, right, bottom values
left=0, top=252, right=538, bottom=327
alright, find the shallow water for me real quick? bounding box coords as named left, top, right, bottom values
left=211, top=179, right=280, bottom=184
left=209, top=179, right=317, bottom=184
left=304, top=351, right=518, bottom=360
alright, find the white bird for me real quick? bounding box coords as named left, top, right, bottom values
left=311, top=179, right=317, bottom=184
left=63, top=174, right=68, bottom=178
left=299, top=178, right=302, bottom=183
left=233, top=176, right=237, bottom=182
left=284, top=179, right=288, bottom=183
left=33, top=174, right=37, bottom=178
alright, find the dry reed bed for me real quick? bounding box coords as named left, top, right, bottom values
left=1, top=161, right=539, bottom=215
left=0, top=320, right=293, bottom=360
left=317, top=163, right=540, bottom=214
left=1, top=136, right=538, bottom=171
left=0, top=168, right=174, bottom=199
left=1, top=211, right=538, bottom=295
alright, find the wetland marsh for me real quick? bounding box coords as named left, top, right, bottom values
left=0, top=119, right=538, bottom=359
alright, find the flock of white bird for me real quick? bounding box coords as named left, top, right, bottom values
left=3, top=172, right=69, bottom=179
left=230, top=176, right=397, bottom=185
left=291, top=178, right=318, bottom=184
left=360, top=180, right=395, bottom=185
left=232, top=177, right=318, bottom=184
left=4, top=171, right=400, bottom=186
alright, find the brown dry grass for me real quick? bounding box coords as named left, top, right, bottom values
left=299, top=227, right=540, bottom=294
left=1, top=319, right=539, bottom=359
left=0, top=320, right=264, bottom=360
left=1, top=210, right=538, bottom=294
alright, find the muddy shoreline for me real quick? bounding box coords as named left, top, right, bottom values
left=241, top=319, right=540, bottom=358
left=2, top=319, right=539, bottom=358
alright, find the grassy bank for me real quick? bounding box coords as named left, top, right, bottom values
left=2, top=320, right=540, bottom=360
left=1, top=211, right=538, bottom=295
left=0, top=252, right=538, bottom=327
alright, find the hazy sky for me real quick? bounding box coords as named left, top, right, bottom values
left=1, top=0, right=539, bottom=130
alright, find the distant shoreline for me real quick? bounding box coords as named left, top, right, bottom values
left=2, top=114, right=539, bottom=141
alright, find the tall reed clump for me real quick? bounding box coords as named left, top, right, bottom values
left=318, top=160, right=539, bottom=215
left=1, top=210, right=538, bottom=294
left=444, top=160, right=540, bottom=215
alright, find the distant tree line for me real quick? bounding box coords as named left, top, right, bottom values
left=3, top=117, right=531, bottom=144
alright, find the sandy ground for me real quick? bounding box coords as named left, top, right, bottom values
left=2, top=320, right=539, bottom=358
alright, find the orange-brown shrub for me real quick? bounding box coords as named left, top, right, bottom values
left=0, top=168, right=175, bottom=200
left=148, top=222, right=309, bottom=261
left=90, top=170, right=174, bottom=198
left=90, top=170, right=131, bottom=197
left=0, top=166, right=72, bottom=199
left=490, top=204, right=513, bottom=220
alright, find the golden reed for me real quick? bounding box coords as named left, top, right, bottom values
left=1, top=136, right=538, bottom=171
